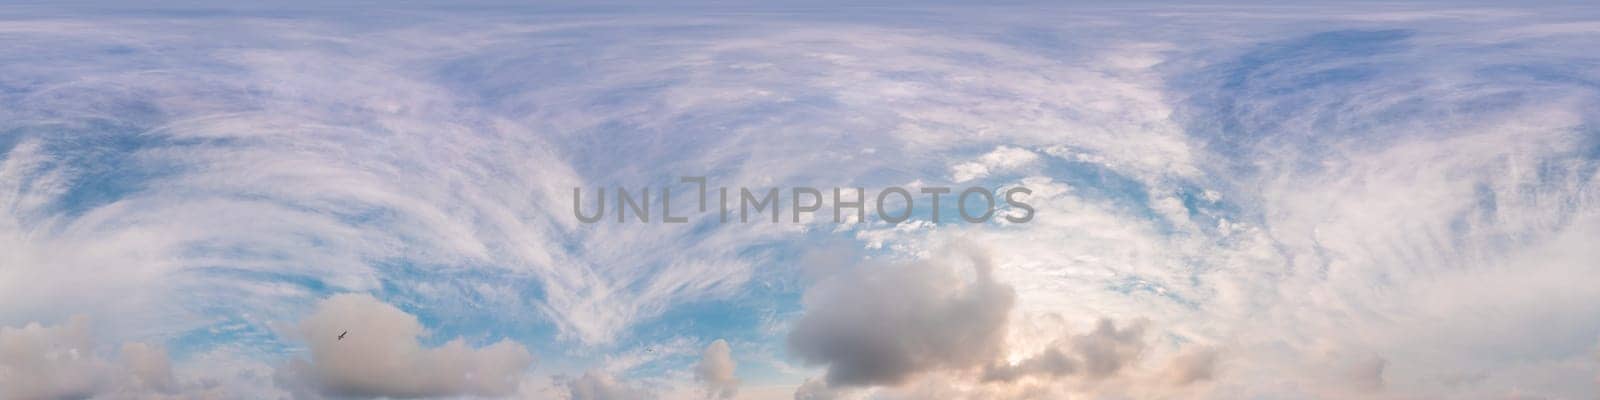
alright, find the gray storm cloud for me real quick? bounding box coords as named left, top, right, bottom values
left=695, top=339, right=739, bottom=399
left=276, top=293, right=532, bottom=398
left=787, top=247, right=1015, bottom=387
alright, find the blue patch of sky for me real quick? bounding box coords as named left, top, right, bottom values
left=167, top=267, right=334, bottom=359
left=372, top=261, right=557, bottom=351
left=1173, top=181, right=1240, bottom=238
left=29, top=132, right=180, bottom=219
left=624, top=240, right=807, bottom=380
left=623, top=299, right=771, bottom=372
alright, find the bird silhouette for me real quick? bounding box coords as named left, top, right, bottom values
left=338, top=330, right=348, bottom=340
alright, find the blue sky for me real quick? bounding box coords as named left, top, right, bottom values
left=2, top=1, right=1600, bottom=399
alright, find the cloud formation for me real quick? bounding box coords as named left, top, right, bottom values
left=792, top=377, right=842, bottom=400
left=120, top=342, right=178, bottom=394
left=788, top=246, right=1014, bottom=387
left=786, top=243, right=1226, bottom=399
left=980, top=318, right=1149, bottom=384
left=276, top=293, right=532, bottom=398
left=0, top=316, right=181, bottom=399
left=1162, top=347, right=1219, bottom=386
left=950, top=146, right=1041, bottom=183
left=694, top=339, right=739, bottom=399
left=564, top=370, right=651, bottom=400
left=0, top=316, right=109, bottom=399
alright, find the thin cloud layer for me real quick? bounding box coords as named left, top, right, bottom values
left=981, top=318, right=1151, bottom=383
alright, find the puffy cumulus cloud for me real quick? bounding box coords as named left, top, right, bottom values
left=0, top=316, right=185, bottom=399
left=787, top=245, right=1218, bottom=399
left=120, top=342, right=178, bottom=394
left=788, top=246, right=1014, bottom=387
left=694, top=339, right=739, bottom=399
left=276, top=293, right=532, bottom=398
left=1070, top=318, right=1147, bottom=380
left=1, top=316, right=110, bottom=399
left=564, top=370, right=652, bottom=400
left=1162, top=347, right=1220, bottom=386
left=982, top=318, right=1149, bottom=383
left=979, top=347, right=1074, bottom=383
left=792, top=377, right=845, bottom=400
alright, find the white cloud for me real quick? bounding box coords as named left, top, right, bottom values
left=979, top=318, right=1152, bottom=384
left=1162, top=347, right=1219, bottom=386
left=950, top=146, right=1040, bottom=183
left=0, top=316, right=110, bottom=399
left=694, top=339, right=739, bottom=399
left=275, top=293, right=532, bottom=398
left=0, top=316, right=185, bottom=399
left=120, top=342, right=178, bottom=394
left=792, top=377, right=846, bottom=400
left=979, top=346, right=1074, bottom=383
left=564, top=370, right=652, bottom=400
left=1070, top=318, right=1148, bottom=380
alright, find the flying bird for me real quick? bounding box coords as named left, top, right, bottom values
left=338, top=330, right=347, bottom=341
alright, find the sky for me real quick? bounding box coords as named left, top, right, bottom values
left=2, top=1, right=1600, bottom=399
